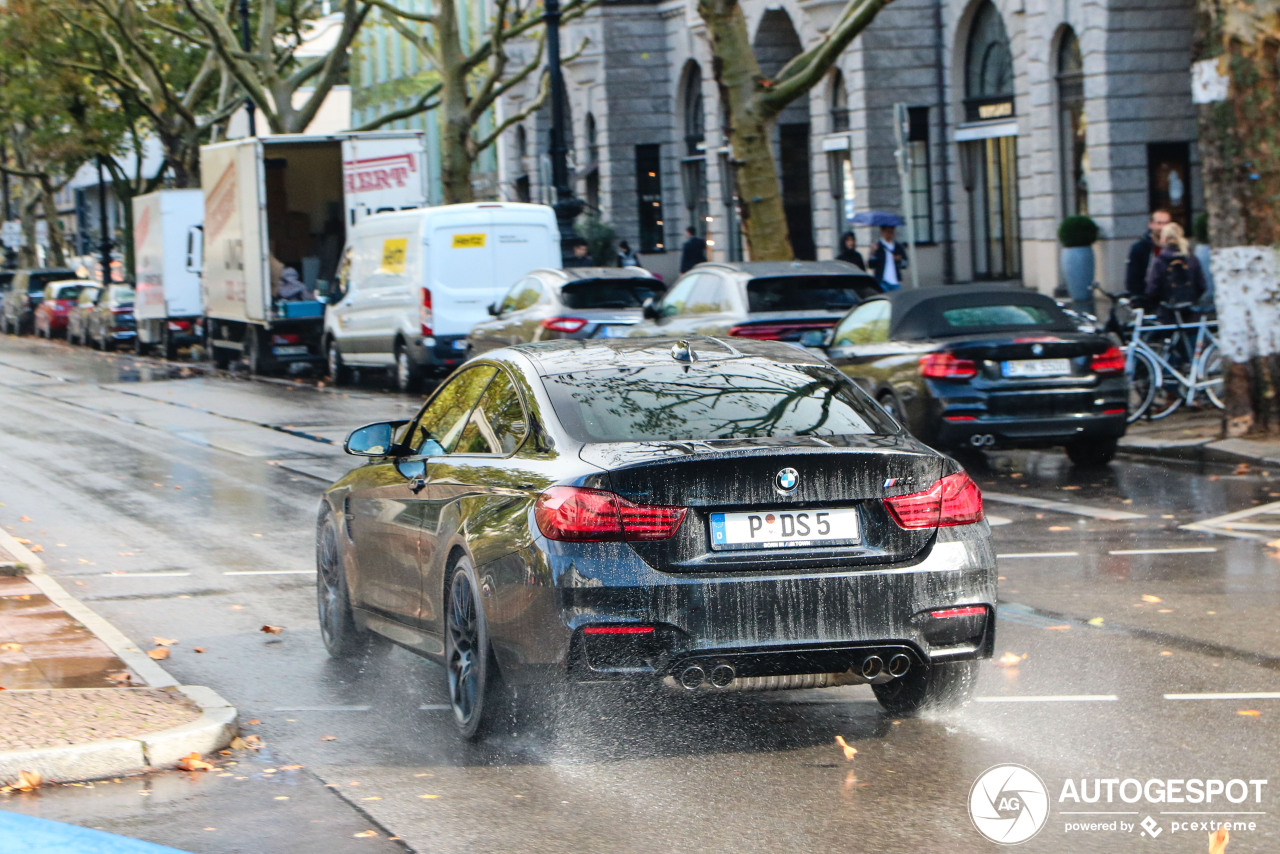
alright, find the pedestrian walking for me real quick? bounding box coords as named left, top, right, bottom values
left=1125, top=208, right=1172, bottom=298
left=679, top=227, right=707, bottom=273
left=617, top=240, right=642, bottom=268
left=1145, top=222, right=1206, bottom=321
left=836, top=232, right=866, bottom=271
left=869, top=225, right=907, bottom=291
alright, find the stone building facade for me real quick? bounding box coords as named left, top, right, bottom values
left=497, top=0, right=1202, bottom=291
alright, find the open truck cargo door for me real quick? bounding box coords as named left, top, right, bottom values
left=341, top=133, right=429, bottom=227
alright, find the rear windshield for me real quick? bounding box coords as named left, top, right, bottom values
left=53, top=285, right=89, bottom=300
left=560, top=279, right=664, bottom=310
left=542, top=361, right=896, bottom=443
left=746, top=276, right=878, bottom=314
left=940, top=304, right=1057, bottom=328
left=28, top=271, right=77, bottom=293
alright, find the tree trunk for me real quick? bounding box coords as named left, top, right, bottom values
left=1193, top=3, right=1280, bottom=436
left=700, top=0, right=793, bottom=261
left=437, top=0, right=476, bottom=205
left=17, top=182, right=38, bottom=268
left=37, top=177, right=66, bottom=267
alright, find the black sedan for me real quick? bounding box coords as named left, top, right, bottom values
left=467, top=266, right=664, bottom=355
left=823, top=286, right=1128, bottom=467
left=319, top=337, right=997, bottom=739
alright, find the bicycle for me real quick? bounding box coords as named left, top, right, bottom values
left=1088, top=287, right=1223, bottom=422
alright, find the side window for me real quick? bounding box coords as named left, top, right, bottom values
left=501, top=277, right=542, bottom=313
left=408, top=366, right=497, bottom=454
left=687, top=275, right=728, bottom=314
left=659, top=274, right=699, bottom=317
left=454, top=370, right=528, bottom=455
left=831, top=300, right=892, bottom=347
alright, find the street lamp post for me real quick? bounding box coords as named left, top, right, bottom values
left=96, top=156, right=112, bottom=286
left=239, top=0, right=257, bottom=136
left=544, top=0, right=582, bottom=263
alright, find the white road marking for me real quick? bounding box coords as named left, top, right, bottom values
left=98, top=571, right=192, bottom=578
left=1183, top=499, right=1280, bottom=541
left=1161, top=812, right=1267, bottom=816
left=272, top=706, right=372, bottom=712
left=1108, top=547, right=1218, bottom=556
left=419, top=704, right=452, bottom=711
left=1164, top=692, right=1280, bottom=701
left=1061, top=811, right=1139, bottom=815
left=975, top=695, right=1118, bottom=703
left=997, top=551, right=1080, bottom=559
left=983, top=491, right=1146, bottom=521
left=224, top=570, right=314, bottom=576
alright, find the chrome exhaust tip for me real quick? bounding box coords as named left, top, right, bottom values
left=710, top=663, right=736, bottom=688
left=969, top=434, right=995, bottom=448
left=888, top=654, right=911, bottom=678
left=679, top=665, right=706, bottom=690
left=860, top=656, right=884, bottom=680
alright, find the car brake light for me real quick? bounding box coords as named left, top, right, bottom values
left=541, top=317, right=588, bottom=334
left=884, top=471, right=984, bottom=529
left=1090, top=346, right=1125, bottom=374
left=931, top=606, right=987, bottom=619
left=920, top=352, right=978, bottom=379
left=583, top=625, right=655, bottom=635
left=535, top=486, right=686, bottom=541
left=420, top=287, right=433, bottom=336
left=271, top=333, right=301, bottom=345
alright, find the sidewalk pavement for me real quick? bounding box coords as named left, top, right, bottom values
left=1120, top=409, right=1280, bottom=468
left=0, top=530, right=236, bottom=788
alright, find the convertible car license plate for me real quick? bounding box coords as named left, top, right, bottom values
left=1001, top=358, right=1071, bottom=378
left=709, top=508, right=860, bottom=550
left=596, top=324, right=632, bottom=338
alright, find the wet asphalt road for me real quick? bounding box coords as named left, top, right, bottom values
left=0, top=334, right=1277, bottom=854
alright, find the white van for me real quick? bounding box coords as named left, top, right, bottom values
left=323, top=202, right=560, bottom=391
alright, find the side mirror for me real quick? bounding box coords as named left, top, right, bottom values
left=487, top=302, right=500, bottom=317
left=642, top=297, right=659, bottom=320
left=799, top=329, right=827, bottom=349
left=344, top=420, right=408, bottom=457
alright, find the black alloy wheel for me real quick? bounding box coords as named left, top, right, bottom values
left=872, top=659, right=978, bottom=715
left=327, top=340, right=351, bottom=385
left=316, top=511, right=378, bottom=659
left=445, top=558, right=503, bottom=739
left=394, top=343, right=421, bottom=394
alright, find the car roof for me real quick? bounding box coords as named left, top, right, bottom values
left=499, top=335, right=829, bottom=375
left=532, top=266, right=658, bottom=282
left=861, top=285, right=1075, bottom=338
left=691, top=260, right=867, bottom=278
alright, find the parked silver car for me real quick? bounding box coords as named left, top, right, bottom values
left=467, top=267, right=664, bottom=355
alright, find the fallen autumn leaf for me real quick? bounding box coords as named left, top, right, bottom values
left=176, top=752, right=213, bottom=772
left=834, top=735, right=857, bottom=761
left=146, top=648, right=170, bottom=660
left=1210, top=826, right=1229, bottom=853
left=260, top=625, right=284, bottom=635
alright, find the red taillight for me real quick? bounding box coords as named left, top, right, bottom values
left=540, top=317, right=588, bottom=334
left=271, top=333, right=301, bottom=345
left=920, top=352, right=978, bottom=379
left=727, top=322, right=831, bottom=341
left=1102, top=408, right=1126, bottom=416
left=420, top=288, right=433, bottom=336
left=1091, top=346, right=1125, bottom=374
left=884, top=471, right=984, bottom=529
left=535, top=486, right=686, bottom=541
left=583, top=625, right=655, bottom=635
left=931, top=606, right=987, bottom=619
left=168, top=320, right=192, bottom=332
left=944, top=415, right=977, bottom=422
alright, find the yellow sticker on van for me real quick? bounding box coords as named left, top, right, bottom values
left=451, top=233, right=486, bottom=248
left=380, top=238, right=408, bottom=273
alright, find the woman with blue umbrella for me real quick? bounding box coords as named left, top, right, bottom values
left=852, top=211, right=908, bottom=291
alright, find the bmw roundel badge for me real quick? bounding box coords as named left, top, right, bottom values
left=776, top=468, right=799, bottom=492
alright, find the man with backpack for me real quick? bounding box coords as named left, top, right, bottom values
left=1126, top=208, right=1173, bottom=298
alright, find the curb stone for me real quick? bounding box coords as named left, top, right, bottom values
left=0, top=529, right=238, bottom=785
left=1119, top=435, right=1280, bottom=468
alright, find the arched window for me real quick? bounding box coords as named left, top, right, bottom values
left=830, top=70, right=849, bottom=133
left=1057, top=29, right=1087, bottom=215
left=964, top=0, right=1015, bottom=121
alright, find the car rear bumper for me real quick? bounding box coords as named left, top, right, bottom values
left=483, top=525, right=997, bottom=685
left=934, top=411, right=1127, bottom=449
left=408, top=334, right=470, bottom=375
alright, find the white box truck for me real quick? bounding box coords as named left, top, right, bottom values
left=323, top=202, right=560, bottom=391
left=198, top=132, right=428, bottom=373
left=132, top=189, right=204, bottom=359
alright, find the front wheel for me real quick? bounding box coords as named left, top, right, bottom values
left=327, top=340, right=352, bottom=385
left=445, top=557, right=509, bottom=740
left=316, top=511, right=380, bottom=659
left=1125, top=349, right=1158, bottom=423
left=872, top=659, right=978, bottom=716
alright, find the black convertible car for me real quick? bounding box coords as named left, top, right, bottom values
left=319, top=337, right=997, bottom=738
left=822, top=287, right=1129, bottom=467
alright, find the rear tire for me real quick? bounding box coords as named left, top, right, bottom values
left=445, top=556, right=510, bottom=740
left=1125, top=349, right=1158, bottom=423
left=1200, top=343, right=1225, bottom=410
left=245, top=327, right=273, bottom=375
left=872, top=659, right=978, bottom=716
left=327, top=339, right=352, bottom=385
left=1066, top=436, right=1118, bottom=468
left=394, top=343, right=422, bottom=394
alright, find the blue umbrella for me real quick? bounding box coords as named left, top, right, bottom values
left=850, top=210, right=905, bottom=227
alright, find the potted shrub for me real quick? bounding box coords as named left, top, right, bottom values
left=1058, top=215, right=1099, bottom=309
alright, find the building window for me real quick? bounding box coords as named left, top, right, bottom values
left=1057, top=29, right=1087, bottom=216
left=964, top=0, right=1015, bottom=122
left=636, top=144, right=665, bottom=253
left=514, top=125, right=531, bottom=203
left=907, top=107, right=933, bottom=244
left=828, top=150, right=854, bottom=240
left=830, top=71, right=849, bottom=133
left=585, top=113, right=600, bottom=213
left=680, top=64, right=708, bottom=245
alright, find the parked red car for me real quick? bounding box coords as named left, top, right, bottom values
left=34, top=280, right=97, bottom=339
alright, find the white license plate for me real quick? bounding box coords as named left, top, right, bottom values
left=272, top=345, right=308, bottom=356
left=596, top=324, right=632, bottom=338
left=709, top=507, right=860, bottom=550
left=1001, top=358, right=1071, bottom=378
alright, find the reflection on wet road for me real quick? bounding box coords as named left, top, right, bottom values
left=1, top=336, right=1277, bottom=853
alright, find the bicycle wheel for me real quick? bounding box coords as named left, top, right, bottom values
left=1146, top=354, right=1185, bottom=420
left=1199, top=342, right=1225, bottom=410
left=1126, top=348, right=1158, bottom=423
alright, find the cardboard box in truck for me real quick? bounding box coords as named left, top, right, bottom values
left=199, top=132, right=428, bottom=373
left=133, top=189, right=204, bottom=359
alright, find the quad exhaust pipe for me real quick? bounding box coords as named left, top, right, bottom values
left=860, top=655, right=884, bottom=680
left=680, top=663, right=738, bottom=689
left=679, top=665, right=705, bottom=690
left=675, top=652, right=912, bottom=692
left=888, top=654, right=911, bottom=678
left=710, top=663, right=736, bottom=688
left=969, top=434, right=996, bottom=448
